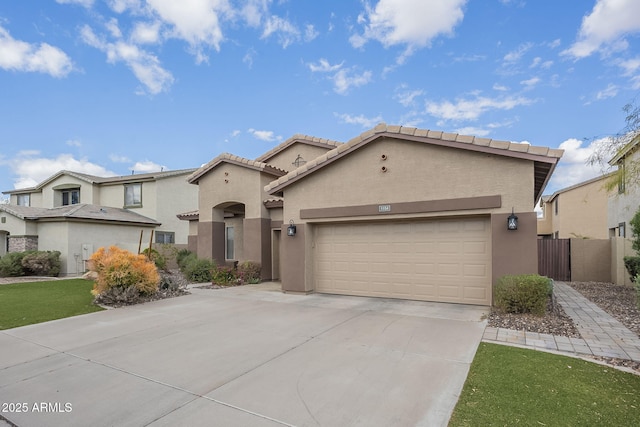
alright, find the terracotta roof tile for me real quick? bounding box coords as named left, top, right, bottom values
left=188, top=153, right=287, bottom=184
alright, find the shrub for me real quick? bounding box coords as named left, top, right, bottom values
left=89, top=246, right=160, bottom=300
left=182, top=257, right=215, bottom=283
left=624, top=256, right=640, bottom=282
left=142, top=247, right=167, bottom=271
left=21, top=251, right=61, bottom=276
left=176, top=249, right=196, bottom=271
left=494, top=274, right=552, bottom=316
left=237, top=261, right=261, bottom=284
left=0, top=252, right=27, bottom=277
left=211, top=265, right=238, bottom=286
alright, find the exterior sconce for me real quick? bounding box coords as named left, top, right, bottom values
left=287, top=219, right=297, bottom=237
left=507, top=208, right=518, bottom=231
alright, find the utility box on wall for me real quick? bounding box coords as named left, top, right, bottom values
left=81, top=243, right=94, bottom=261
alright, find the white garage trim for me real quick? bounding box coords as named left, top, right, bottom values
left=313, top=217, right=491, bottom=305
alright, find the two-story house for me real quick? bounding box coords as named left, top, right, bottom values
left=537, top=174, right=610, bottom=239
left=0, top=169, right=197, bottom=276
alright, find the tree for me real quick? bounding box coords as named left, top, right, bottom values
left=588, top=100, right=640, bottom=191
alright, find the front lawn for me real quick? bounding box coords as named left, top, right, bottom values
left=449, top=342, right=640, bottom=426
left=0, top=279, right=103, bottom=330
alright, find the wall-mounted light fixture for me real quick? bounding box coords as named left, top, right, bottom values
left=507, top=208, right=518, bottom=231
left=287, top=219, right=297, bottom=237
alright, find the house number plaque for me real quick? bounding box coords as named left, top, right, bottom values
left=378, top=204, right=391, bottom=213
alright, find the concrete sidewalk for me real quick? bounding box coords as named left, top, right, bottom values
left=483, top=281, right=640, bottom=363
left=0, top=283, right=488, bottom=427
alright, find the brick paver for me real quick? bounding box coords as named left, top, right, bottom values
left=483, top=281, right=640, bottom=363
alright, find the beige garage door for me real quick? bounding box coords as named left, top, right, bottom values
left=314, top=217, right=491, bottom=305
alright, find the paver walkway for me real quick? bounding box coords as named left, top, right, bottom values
left=483, top=281, right=640, bottom=362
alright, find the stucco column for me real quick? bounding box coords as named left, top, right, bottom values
left=491, top=211, right=538, bottom=289
left=243, top=217, right=272, bottom=280
left=280, top=224, right=307, bottom=293
left=197, top=208, right=226, bottom=265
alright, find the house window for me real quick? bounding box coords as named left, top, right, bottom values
left=62, top=189, right=80, bottom=206
left=124, top=183, right=142, bottom=207
left=619, top=222, right=626, bottom=238
left=554, top=199, right=559, bottom=215
left=618, top=160, right=626, bottom=194
left=155, top=231, right=175, bottom=244
left=16, top=194, right=30, bottom=206
left=553, top=231, right=559, bottom=239
left=226, top=226, right=234, bottom=260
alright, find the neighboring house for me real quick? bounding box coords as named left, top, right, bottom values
left=0, top=169, right=198, bottom=275
left=184, top=124, right=562, bottom=306
left=537, top=174, right=610, bottom=239
left=608, top=133, right=640, bottom=285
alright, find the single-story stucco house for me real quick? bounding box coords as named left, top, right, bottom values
left=182, top=124, right=563, bottom=306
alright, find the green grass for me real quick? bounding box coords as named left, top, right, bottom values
left=449, top=342, right=640, bottom=427
left=0, top=279, right=104, bottom=330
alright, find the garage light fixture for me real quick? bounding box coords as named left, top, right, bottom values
left=287, top=219, right=297, bottom=237
left=507, top=208, right=518, bottom=231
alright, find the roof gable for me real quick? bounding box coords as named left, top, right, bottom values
left=265, top=124, right=564, bottom=204
left=187, top=153, right=287, bottom=184
left=255, top=134, right=342, bottom=164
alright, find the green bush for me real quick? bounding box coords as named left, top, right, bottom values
left=237, top=261, right=261, bottom=284
left=183, top=257, right=215, bottom=283
left=21, top=251, right=61, bottom=276
left=176, top=249, right=196, bottom=271
left=624, top=256, right=640, bottom=282
left=494, top=274, right=552, bottom=316
left=0, top=252, right=27, bottom=277
left=142, top=248, right=167, bottom=271
left=211, top=265, right=238, bottom=286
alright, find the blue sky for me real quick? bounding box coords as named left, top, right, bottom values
left=1, top=0, right=640, bottom=203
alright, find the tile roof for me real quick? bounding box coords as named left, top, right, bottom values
left=0, top=203, right=160, bottom=225
left=187, top=153, right=288, bottom=184
left=265, top=123, right=564, bottom=204
left=255, top=134, right=343, bottom=164
left=608, top=132, right=640, bottom=165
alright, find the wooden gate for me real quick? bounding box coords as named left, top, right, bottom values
left=538, top=239, right=571, bottom=281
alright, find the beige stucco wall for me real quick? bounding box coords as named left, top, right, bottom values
left=93, top=176, right=196, bottom=244
left=552, top=179, right=609, bottom=239
left=611, top=236, right=634, bottom=286
left=570, top=238, right=611, bottom=282
left=263, top=143, right=335, bottom=172
left=197, top=163, right=276, bottom=221
left=537, top=203, right=553, bottom=235
left=283, top=138, right=535, bottom=224
left=37, top=221, right=156, bottom=276
left=40, top=176, right=96, bottom=207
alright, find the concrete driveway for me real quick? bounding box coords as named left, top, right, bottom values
left=0, top=283, right=488, bottom=427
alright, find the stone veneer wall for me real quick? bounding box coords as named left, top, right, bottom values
left=8, top=236, right=38, bottom=252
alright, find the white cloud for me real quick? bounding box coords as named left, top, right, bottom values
left=503, top=42, right=533, bottom=63
left=394, top=86, right=424, bottom=107
left=80, top=24, right=174, bottom=95
left=9, top=153, right=117, bottom=189
left=493, top=83, right=509, bottom=91
left=455, top=126, right=491, bottom=137
left=146, top=0, right=233, bottom=63
left=596, top=83, right=618, bottom=100
left=548, top=137, right=609, bottom=191
left=332, top=68, right=372, bottom=95
left=304, top=24, right=319, bottom=42
left=261, top=15, right=300, bottom=48
left=131, top=21, right=162, bottom=44
left=520, top=76, right=541, bottom=88
left=562, top=0, right=640, bottom=59
left=130, top=160, right=166, bottom=173
left=66, top=139, right=82, bottom=147
left=335, top=113, right=383, bottom=129
left=55, top=0, right=94, bottom=7
left=307, top=58, right=343, bottom=73
left=425, top=94, right=534, bottom=122
left=530, top=57, right=553, bottom=69
left=352, top=0, right=467, bottom=57
left=107, top=0, right=143, bottom=14
left=248, top=128, right=278, bottom=142
left=0, top=25, right=73, bottom=78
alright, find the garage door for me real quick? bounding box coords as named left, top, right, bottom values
left=314, top=217, right=491, bottom=305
